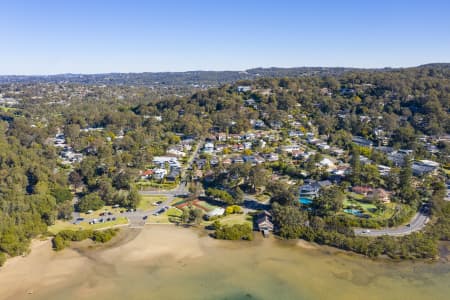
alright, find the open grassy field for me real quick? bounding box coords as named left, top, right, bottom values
left=342, top=196, right=397, bottom=220
left=137, top=195, right=168, bottom=210
left=202, top=213, right=253, bottom=229
left=343, top=198, right=377, bottom=211
left=48, top=217, right=128, bottom=234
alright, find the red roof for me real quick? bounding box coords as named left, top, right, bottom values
left=141, top=169, right=154, bottom=176
left=352, top=186, right=373, bottom=194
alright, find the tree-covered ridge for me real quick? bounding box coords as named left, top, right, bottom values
left=0, top=120, right=68, bottom=259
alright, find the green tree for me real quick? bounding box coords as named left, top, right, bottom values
left=76, top=193, right=105, bottom=212
left=313, top=186, right=344, bottom=216
left=350, top=147, right=361, bottom=185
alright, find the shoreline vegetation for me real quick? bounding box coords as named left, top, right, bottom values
left=45, top=217, right=447, bottom=262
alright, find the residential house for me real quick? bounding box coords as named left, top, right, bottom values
left=280, top=144, right=301, bottom=153
left=140, top=169, right=154, bottom=180
left=377, top=165, right=391, bottom=176
left=263, top=153, right=279, bottom=162
left=351, top=186, right=373, bottom=196
left=352, top=136, right=373, bottom=147
left=256, top=211, right=274, bottom=237
left=205, top=207, right=225, bottom=219
left=237, top=86, right=252, bottom=93
left=153, top=168, right=167, bottom=180
left=412, top=160, right=439, bottom=176
left=203, top=142, right=215, bottom=154
left=299, top=180, right=332, bottom=198
left=368, top=188, right=391, bottom=203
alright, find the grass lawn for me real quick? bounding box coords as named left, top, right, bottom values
left=373, top=203, right=397, bottom=220
left=194, top=200, right=217, bottom=212
left=145, top=207, right=183, bottom=224
left=48, top=217, right=128, bottom=235
left=203, top=213, right=253, bottom=229
left=343, top=198, right=377, bottom=211
left=137, top=195, right=168, bottom=210
left=342, top=197, right=397, bottom=220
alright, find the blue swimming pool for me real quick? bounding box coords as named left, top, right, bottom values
left=344, top=209, right=362, bottom=215
left=299, top=198, right=313, bottom=205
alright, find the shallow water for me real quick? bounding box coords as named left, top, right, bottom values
left=4, top=226, right=450, bottom=300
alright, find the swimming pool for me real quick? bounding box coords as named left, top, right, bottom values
left=344, top=208, right=362, bottom=215
left=299, top=198, right=313, bottom=205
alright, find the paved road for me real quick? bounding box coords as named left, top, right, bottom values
left=354, top=205, right=430, bottom=237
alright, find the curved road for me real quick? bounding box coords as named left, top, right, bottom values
left=354, top=205, right=430, bottom=237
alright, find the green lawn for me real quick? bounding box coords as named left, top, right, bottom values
left=343, top=198, right=377, bottom=211
left=194, top=200, right=218, bottom=212
left=48, top=217, right=128, bottom=235
left=137, top=195, right=168, bottom=210
left=342, top=195, right=397, bottom=220
left=145, top=207, right=183, bottom=224
left=203, top=213, right=253, bottom=229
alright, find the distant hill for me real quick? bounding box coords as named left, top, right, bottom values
left=0, top=64, right=447, bottom=87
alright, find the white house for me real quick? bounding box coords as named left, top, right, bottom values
left=153, top=168, right=167, bottom=180
left=203, top=142, right=215, bottom=153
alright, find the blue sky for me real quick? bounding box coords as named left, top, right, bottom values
left=1, top=0, right=449, bottom=74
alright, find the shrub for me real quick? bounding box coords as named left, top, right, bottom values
left=215, top=223, right=253, bottom=241
left=52, top=228, right=118, bottom=251
left=0, top=252, right=6, bottom=266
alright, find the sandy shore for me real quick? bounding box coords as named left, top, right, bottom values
left=0, top=238, right=90, bottom=300
left=98, top=225, right=207, bottom=263
left=0, top=226, right=208, bottom=300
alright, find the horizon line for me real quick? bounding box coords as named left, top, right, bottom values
left=0, top=62, right=448, bottom=77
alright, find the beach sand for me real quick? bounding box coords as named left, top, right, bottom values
left=0, top=239, right=90, bottom=300
left=0, top=226, right=207, bottom=300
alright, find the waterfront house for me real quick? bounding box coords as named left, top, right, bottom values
left=256, top=211, right=274, bottom=237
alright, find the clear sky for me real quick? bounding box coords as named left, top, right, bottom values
left=1, top=0, right=449, bottom=74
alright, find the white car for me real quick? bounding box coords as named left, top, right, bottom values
left=362, top=229, right=371, bottom=234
